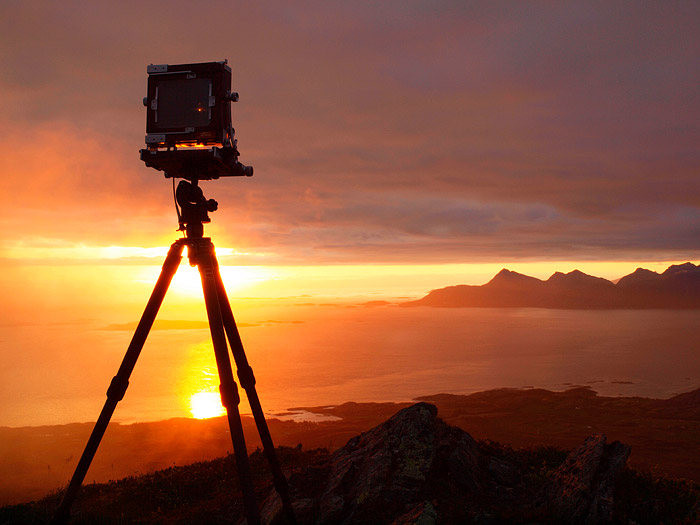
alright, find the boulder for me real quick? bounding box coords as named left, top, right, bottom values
left=537, top=433, right=630, bottom=523
left=261, top=402, right=505, bottom=523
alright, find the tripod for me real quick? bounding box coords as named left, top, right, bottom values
left=54, top=183, right=296, bottom=524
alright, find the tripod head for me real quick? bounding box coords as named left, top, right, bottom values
left=176, top=179, right=218, bottom=239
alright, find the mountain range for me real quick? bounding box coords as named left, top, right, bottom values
left=404, top=262, right=700, bottom=308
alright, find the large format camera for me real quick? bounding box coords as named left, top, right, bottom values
left=139, top=60, right=253, bottom=181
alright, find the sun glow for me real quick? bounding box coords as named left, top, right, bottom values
left=135, top=263, right=273, bottom=298
left=189, top=391, right=225, bottom=419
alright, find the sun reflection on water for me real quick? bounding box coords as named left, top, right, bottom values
left=179, top=343, right=227, bottom=419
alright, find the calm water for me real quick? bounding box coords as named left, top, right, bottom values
left=2, top=305, right=699, bottom=427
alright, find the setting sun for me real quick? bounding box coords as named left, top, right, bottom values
left=189, top=391, right=225, bottom=419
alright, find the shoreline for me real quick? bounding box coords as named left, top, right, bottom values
left=5, top=380, right=699, bottom=430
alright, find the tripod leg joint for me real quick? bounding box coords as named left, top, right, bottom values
left=106, top=375, right=129, bottom=402
left=237, top=365, right=256, bottom=390
left=219, top=381, right=241, bottom=409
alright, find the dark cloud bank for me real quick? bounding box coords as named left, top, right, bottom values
left=2, top=1, right=699, bottom=263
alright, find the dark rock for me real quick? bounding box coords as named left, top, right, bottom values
left=487, top=456, right=520, bottom=487
left=688, top=496, right=700, bottom=522
left=314, top=402, right=466, bottom=523
left=259, top=461, right=330, bottom=524
left=313, top=402, right=434, bottom=522
left=391, top=501, right=438, bottom=525
left=537, top=433, right=631, bottom=523
left=262, top=404, right=636, bottom=524
left=261, top=402, right=504, bottom=524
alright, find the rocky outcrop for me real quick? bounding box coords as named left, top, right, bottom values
left=391, top=501, right=437, bottom=524
left=262, top=402, right=516, bottom=523
left=315, top=402, right=446, bottom=522
left=261, top=404, right=635, bottom=524
left=537, top=434, right=631, bottom=523
left=688, top=497, right=700, bottom=522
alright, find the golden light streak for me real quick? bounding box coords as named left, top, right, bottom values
left=3, top=238, right=697, bottom=302
left=0, top=242, right=244, bottom=261
left=139, top=264, right=274, bottom=298
left=0, top=242, right=169, bottom=260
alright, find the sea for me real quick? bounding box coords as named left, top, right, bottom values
left=2, top=304, right=699, bottom=428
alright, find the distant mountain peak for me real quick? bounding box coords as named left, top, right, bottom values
left=494, top=268, right=519, bottom=278
left=632, top=267, right=659, bottom=276
left=404, top=262, right=700, bottom=309
left=548, top=269, right=588, bottom=279
left=488, top=268, right=543, bottom=286
left=662, top=262, right=699, bottom=276
left=616, top=268, right=660, bottom=288
left=547, top=270, right=614, bottom=288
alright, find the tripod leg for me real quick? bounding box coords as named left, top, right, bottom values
left=212, top=254, right=297, bottom=524
left=197, top=245, right=260, bottom=525
left=53, top=240, right=185, bottom=525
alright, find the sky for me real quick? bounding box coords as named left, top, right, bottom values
left=1, top=1, right=699, bottom=290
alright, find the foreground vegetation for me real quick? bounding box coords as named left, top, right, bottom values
left=2, top=442, right=698, bottom=524
left=4, top=387, right=698, bottom=508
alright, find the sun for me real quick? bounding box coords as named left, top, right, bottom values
left=189, top=391, right=226, bottom=419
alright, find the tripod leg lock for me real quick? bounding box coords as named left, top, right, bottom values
left=237, top=365, right=256, bottom=390
left=106, top=375, right=129, bottom=402
left=219, top=381, right=241, bottom=409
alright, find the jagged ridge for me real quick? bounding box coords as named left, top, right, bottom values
left=404, top=262, right=700, bottom=308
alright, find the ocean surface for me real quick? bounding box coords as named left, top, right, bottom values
left=2, top=304, right=699, bottom=427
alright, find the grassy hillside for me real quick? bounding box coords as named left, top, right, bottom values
left=2, top=442, right=698, bottom=524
